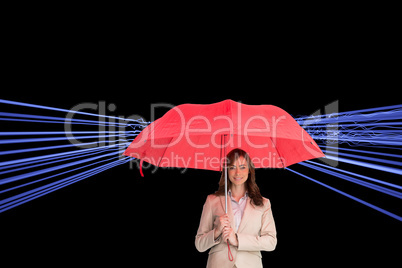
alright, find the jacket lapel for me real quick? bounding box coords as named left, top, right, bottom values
left=237, top=198, right=253, bottom=233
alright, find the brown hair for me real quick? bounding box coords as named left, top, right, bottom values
left=214, top=148, right=264, bottom=207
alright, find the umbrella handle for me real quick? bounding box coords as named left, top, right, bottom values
left=140, top=159, right=144, bottom=177
left=227, top=240, right=233, bottom=261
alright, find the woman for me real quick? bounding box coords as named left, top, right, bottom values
left=195, top=148, right=277, bottom=268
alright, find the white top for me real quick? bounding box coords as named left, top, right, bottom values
left=228, top=190, right=248, bottom=232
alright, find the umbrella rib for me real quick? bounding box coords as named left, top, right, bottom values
left=156, top=137, right=174, bottom=167
left=268, top=136, right=285, bottom=168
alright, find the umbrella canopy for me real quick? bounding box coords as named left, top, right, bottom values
left=123, top=99, right=324, bottom=171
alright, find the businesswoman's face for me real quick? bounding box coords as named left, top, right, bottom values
left=228, top=156, right=249, bottom=186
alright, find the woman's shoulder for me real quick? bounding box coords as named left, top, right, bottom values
left=260, top=196, right=272, bottom=210
left=203, top=193, right=226, bottom=208
left=205, top=193, right=222, bottom=203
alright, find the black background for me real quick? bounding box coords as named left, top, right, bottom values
left=1, top=15, right=401, bottom=267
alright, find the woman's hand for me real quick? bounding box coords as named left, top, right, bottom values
left=222, top=226, right=238, bottom=247
left=214, top=214, right=230, bottom=240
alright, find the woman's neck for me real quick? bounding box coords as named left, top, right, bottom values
left=230, top=184, right=246, bottom=199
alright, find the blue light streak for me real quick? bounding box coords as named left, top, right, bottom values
left=324, top=145, right=401, bottom=159
left=296, top=104, right=402, bottom=148
left=303, top=160, right=401, bottom=190
left=0, top=151, right=126, bottom=195
left=287, top=168, right=402, bottom=222
left=325, top=150, right=402, bottom=166
left=295, top=103, right=402, bottom=221
left=0, top=142, right=99, bottom=156
left=0, top=98, right=142, bottom=213
left=0, top=99, right=132, bottom=122
left=325, top=155, right=402, bottom=175
left=298, top=162, right=402, bottom=198
left=0, top=158, right=130, bottom=213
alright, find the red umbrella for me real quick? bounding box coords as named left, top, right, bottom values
left=123, top=99, right=324, bottom=208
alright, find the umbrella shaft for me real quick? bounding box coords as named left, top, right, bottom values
left=223, top=134, right=228, bottom=214
left=225, top=162, right=228, bottom=213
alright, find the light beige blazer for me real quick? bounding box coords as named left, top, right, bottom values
left=195, top=194, right=277, bottom=268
